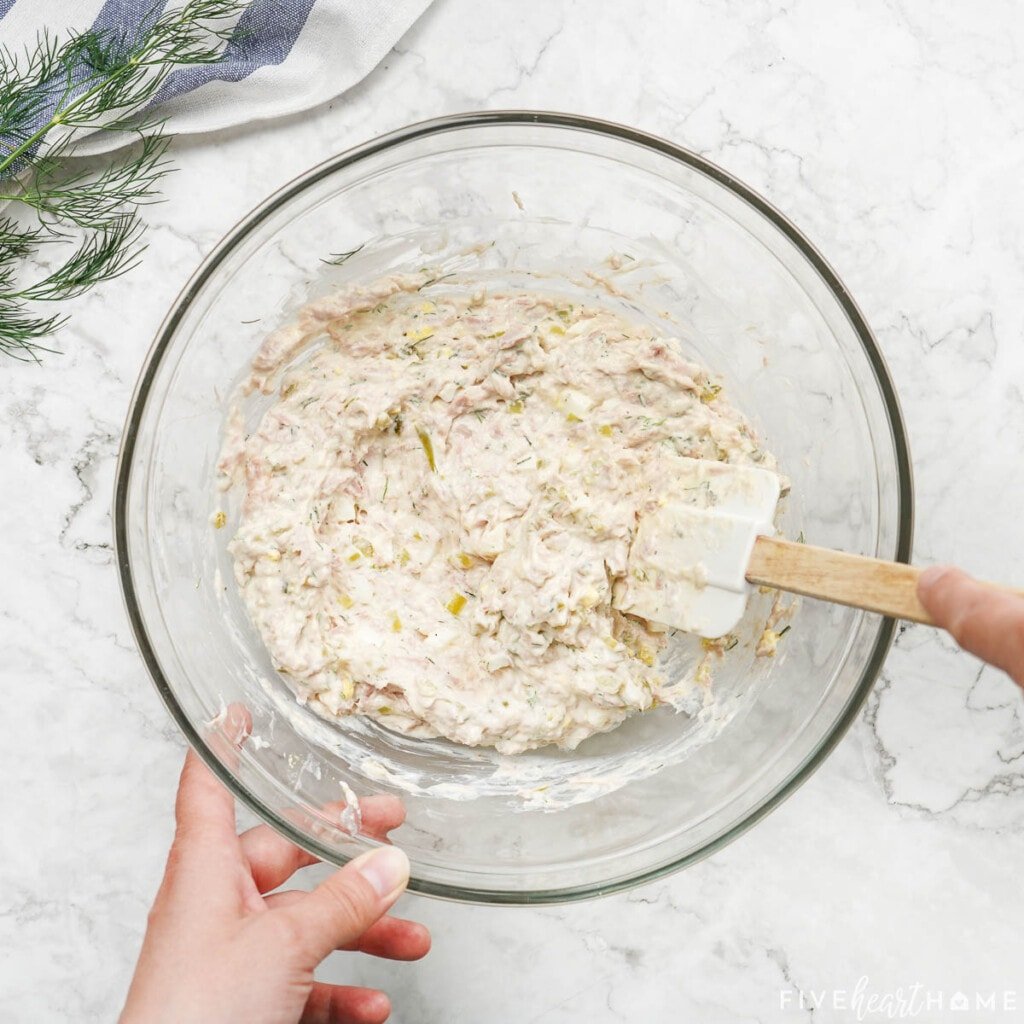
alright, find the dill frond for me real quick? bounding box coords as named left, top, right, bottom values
left=0, top=0, right=249, bottom=360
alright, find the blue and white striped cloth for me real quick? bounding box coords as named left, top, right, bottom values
left=0, top=0, right=432, bottom=153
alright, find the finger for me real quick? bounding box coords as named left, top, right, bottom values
left=279, top=846, right=410, bottom=959
left=263, top=888, right=306, bottom=909
left=174, top=749, right=237, bottom=843
left=264, top=893, right=431, bottom=960
left=241, top=795, right=405, bottom=893
left=239, top=825, right=320, bottom=893
left=323, top=794, right=407, bottom=841
left=918, top=566, right=1024, bottom=686
left=344, top=914, right=431, bottom=961
left=300, top=983, right=390, bottom=1024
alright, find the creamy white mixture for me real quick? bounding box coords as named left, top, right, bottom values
left=219, top=275, right=776, bottom=754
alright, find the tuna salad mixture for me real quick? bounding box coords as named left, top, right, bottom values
left=218, top=275, right=777, bottom=754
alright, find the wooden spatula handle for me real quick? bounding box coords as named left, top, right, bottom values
left=747, top=535, right=1024, bottom=625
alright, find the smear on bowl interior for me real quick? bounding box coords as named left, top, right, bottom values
left=217, top=272, right=780, bottom=755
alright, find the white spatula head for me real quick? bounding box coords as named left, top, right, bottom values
left=613, top=458, right=782, bottom=638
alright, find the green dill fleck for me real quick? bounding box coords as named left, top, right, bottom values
left=320, top=243, right=365, bottom=266
left=417, top=272, right=456, bottom=291
left=778, top=625, right=791, bottom=638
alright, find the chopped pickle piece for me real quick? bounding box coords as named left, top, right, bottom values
left=446, top=592, right=468, bottom=616
left=700, top=383, right=722, bottom=403
left=635, top=645, right=656, bottom=667
left=212, top=510, right=227, bottom=529
left=457, top=552, right=474, bottom=568
left=390, top=612, right=402, bottom=633
left=337, top=593, right=355, bottom=609
left=508, top=400, right=525, bottom=414
left=566, top=412, right=582, bottom=424
left=417, top=429, right=437, bottom=472
left=598, top=424, right=613, bottom=437
left=404, top=326, right=435, bottom=342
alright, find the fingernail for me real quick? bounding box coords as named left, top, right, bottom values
left=918, top=565, right=953, bottom=592
left=354, top=846, right=410, bottom=898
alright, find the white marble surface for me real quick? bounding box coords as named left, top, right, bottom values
left=4, top=1, right=1024, bottom=1020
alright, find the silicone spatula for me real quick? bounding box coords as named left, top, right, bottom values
left=611, top=457, right=1021, bottom=639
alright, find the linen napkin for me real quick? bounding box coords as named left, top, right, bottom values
left=0, top=0, right=432, bottom=153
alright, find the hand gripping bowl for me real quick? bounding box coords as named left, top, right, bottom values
left=115, top=112, right=912, bottom=903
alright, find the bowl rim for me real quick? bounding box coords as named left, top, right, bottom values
left=113, top=109, right=914, bottom=904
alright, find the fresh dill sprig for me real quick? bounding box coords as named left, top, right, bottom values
left=0, top=1, right=248, bottom=361
left=19, top=214, right=145, bottom=300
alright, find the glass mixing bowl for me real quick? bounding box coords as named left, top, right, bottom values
left=115, top=112, right=912, bottom=903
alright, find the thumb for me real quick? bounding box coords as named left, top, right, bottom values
left=918, top=565, right=1024, bottom=686
left=284, top=846, right=411, bottom=959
